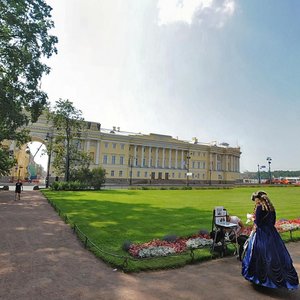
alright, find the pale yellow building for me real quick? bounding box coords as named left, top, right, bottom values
left=2, top=114, right=241, bottom=184
left=89, top=129, right=241, bottom=184
left=1, top=141, right=30, bottom=181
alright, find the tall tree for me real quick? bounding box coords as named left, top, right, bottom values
left=0, top=0, right=58, bottom=175
left=48, top=99, right=91, bottom=182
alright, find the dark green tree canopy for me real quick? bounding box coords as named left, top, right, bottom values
left=0, top=0, right=57, bottom=175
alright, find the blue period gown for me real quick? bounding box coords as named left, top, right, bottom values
left=242, top=205, right=299, bottom=289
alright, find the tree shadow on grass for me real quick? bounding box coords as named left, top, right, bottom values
left=48, top=198, right=213, bottom=253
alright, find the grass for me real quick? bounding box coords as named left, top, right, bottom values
left=42, top=186, right=300, bottom=272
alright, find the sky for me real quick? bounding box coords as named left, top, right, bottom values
left=37, top=0, right=300, bottom=172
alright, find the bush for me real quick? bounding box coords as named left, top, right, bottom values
left=122, top=240, right=133, bottom=251
left=162, top=234, right=177, bottom=242
left=33, top=185, right=39, bottom=190
left=50, top=180, right=92, bottom=191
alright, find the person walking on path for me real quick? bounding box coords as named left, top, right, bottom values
left=242, top=190, right=299, bottom=290
left=14, top=179, right=23, bottom=200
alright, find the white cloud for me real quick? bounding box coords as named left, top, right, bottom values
left=157, top=0, right=235, bottom=27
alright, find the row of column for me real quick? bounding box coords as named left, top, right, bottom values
left=85, top=139, right=239, bottom=172
left=133, top=145, right=186, bottom=169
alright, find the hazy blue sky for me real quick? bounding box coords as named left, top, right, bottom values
left=41, top=0, right=300, bottom=172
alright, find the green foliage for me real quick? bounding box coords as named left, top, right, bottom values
left=243, top=170, right=300, bottom=179
left=0, top=147, right=15, bottom=176
left=42, top=187, right=300, bottom=272
left=89, top=167, right=106, bottom=190
left=70, top=166, right=106, bottom=190
left=0, top=0, right=57, bottom=174
left=50, top=167, right=106, bottom=190
left=47, top=99, right=91, bottom=181
left=50, top=180, right=88, bottom=191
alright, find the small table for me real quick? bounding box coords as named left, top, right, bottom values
left=211, top=222, right=238, bottom=257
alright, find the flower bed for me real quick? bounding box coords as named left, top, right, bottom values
left=128, top=233, right=212, bottom=258
left=275, top=218, right=300, bottom=233
left=127, top=218, right=300, bottom=259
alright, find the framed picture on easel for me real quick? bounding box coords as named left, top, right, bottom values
left=214, top=206, right=227, bottom=225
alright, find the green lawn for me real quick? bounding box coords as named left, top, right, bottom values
left=42, top=186, right=300, bottom=272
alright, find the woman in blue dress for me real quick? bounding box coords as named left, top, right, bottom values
left=242, top=191, right=299, bottom=290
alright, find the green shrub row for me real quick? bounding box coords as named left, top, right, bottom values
left=50, top=181, right=91, bottom=191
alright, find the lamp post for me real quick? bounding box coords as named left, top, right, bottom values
left=18, top=166, right=23, bottom=180
left=45, top=132, right=53, bottom=188
left=209, top=161, right=213, bottom=186
left=257, top=164, right=261, bottom=184
left=186, top=152, right=191, bottom=187
left=128, top=155, right=133, bottom=186
left=65, top=127, right=71, bottom=182
left=266, top=157, right=272, bottom=184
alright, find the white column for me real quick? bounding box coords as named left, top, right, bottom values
left=134, top=145, right=137, bottom=166
left=175, top=150, right=178, bottom=169
left=169, top=149, right=172, bottom=168
left=162, top=148, right=165, bottom=168
left=86, top=140, right=90, bottom=152
left=141, top=146, right=144, bottom=167
left=148, top=147, right=151, bottom=167
left=155, top=148, right=158, bottom=168
left=96, top=141, right=100, bottom=164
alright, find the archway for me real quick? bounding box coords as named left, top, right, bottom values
left=26, top=140, right=48, bottom=183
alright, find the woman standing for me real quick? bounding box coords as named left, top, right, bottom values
left=242, top=191, right=298, bottom=290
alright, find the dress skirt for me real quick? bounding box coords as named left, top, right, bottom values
left=242, top=226, right=298, bottom=290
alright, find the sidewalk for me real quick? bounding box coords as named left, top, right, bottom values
left=0, top=191, right=299, bottom=300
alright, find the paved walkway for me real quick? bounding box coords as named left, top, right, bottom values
left=0, top=191, right=299, bottom=300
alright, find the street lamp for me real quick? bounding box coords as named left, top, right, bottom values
left=18, top=166, right=23, bottom=180
left=65, top=127, right=71, bottom=182
left=266, top=157, right=272, bottom=184
left=209, top=161, right=213, bottom=186
left=128, top=155, right=133, bottom=186
left=257, top=164, right=261, bottom=184
left=186, top=152, right=192, bottom=187
left=45, top=132, right=53, bottom=188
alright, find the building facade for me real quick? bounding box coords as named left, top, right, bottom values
left=95, top=130, right=241, bottom=184
left=3, top=114, right=241, bottom=184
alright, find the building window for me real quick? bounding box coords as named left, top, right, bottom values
left=120, top=143, right=125, bottom=150
left=145, top=171, right=148, bottom=177
left=112, top=155, right=116, bottom=164
left=120, top=156, right=124, bottom=165
left=103, top=155, right=108, bottom=164
left=143, top=158, right=146, bottom=166
left=112, top=143, right=116, bottom=149
left=172, top=173, right=175, bottom=178
left=111, top=170, right=114, bottom=177
left=119, top=170, right=123, bottom=177
left=137, top=171, right=140, bottom=177
left=105, top=142, right=108, bottom=148
left=178, top=173, right=181, bottom=178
